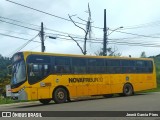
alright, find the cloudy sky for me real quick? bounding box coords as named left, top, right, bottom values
left=1, top=0, right=160, bottom=58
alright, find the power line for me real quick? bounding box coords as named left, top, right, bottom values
left=0, top=17, right=103, bottom=43
left=108, top=40, right=160, bottom=47
left=48, top=36, right=160, bottom=48
left=4, top=1, right=160, bottom=39
left=2, top=15, right=160, bottom=41
left=47, top=25, right=160, bottom=41
left=46, top=33, right=102, bottom=41
left=49, top=33, right=160, bottom=46
left=108, top=28, right=160, bottom=39
left=0, top=28, right=34, bottom=36
left=46, top=32, right=160, bottom=47
left=0, top=19, right=39, bottom=31
left=45, top=28, right=85, bottom=37
left=109, top=34, right=160, bottom=41
left=0, top=16, right=40, bottom=28
left=1, top=15, right=160, bottom=48
left=122, top=21, right=160, bottom=30
left=0, top=32, right=40, bottom=43
left=0, top=16, right=86, bottom=37
left=108, top=36, right=160, bottom=44
left=15, top=33, right=39, bottom=52
left=3, top=15, right=160, bottom=43
left=122, top=24, right=160, bottom=30
left=111, top=39, right=160, bottom=45
left=7, top=33, right=40, bottom=57
left=108, top=41, right=160, bottom=48
left=5, top=0, right=103, bottom=29
left=5, top=15, right=157, bottom=42
left=7, top=0, right=160, bottom=32
left=5, top=0, right=72, bottom=22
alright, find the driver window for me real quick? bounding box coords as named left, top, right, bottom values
left=29, top=64, right=50, bottom=76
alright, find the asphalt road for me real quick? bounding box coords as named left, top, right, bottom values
left=0, top=92, right=160, bottom=120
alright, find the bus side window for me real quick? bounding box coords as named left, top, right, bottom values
left=144, top=61, right=153, bottom=73
left=28, top=64, right=50, bottom=77
left=88, top=59, right=105, bottom=73
left=72, top=58, right=87, bottom=74
left=28, top=63, right=34, bottom=76
left=55, top=57, right=71, bottom=74
left=44, top=64, right=50, bottom=75
left=55, top=66, right=64, bottom=73
left=106, top=59, right=121, bottom=74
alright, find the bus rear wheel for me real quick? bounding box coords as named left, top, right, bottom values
left=53, top=87, right=67, bottom=104
left=39, top=99, right=51, bottom=105
left=123, top=84, right=133, bottom=96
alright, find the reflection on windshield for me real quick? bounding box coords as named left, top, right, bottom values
left=11, top=61, right=26, bottom=85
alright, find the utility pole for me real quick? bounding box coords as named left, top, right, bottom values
left=40, top=22, right=45, bottom=52
left=103, top=9, right=107, bottom=56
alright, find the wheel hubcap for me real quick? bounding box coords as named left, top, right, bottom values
left=125, top=87, right=129, bottom=93
left=57, top=91, right=64, bottom=99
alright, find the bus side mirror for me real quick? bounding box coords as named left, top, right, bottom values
left=7, top=65, right=12, bottom=76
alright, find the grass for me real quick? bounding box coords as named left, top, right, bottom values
left=0, top=97, right=15, bottom=104
left=0, top=97, right=30, bottom=105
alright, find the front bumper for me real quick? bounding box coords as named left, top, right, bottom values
left=11, top=89, right=28, bottom=100
left=11, top=92, right=19, bottom=100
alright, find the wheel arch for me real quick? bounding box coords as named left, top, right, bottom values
left=52, top=85, right=70, bottom=100
left=123, top=82, right=134, bottom=94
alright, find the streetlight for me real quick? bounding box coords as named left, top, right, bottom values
left=103, top=26, right=123, bottom=56
left=48, top=36, right=57, bottom=39
left=42, top=35, right=56, bottom=52
left=107, top=26, right=123, bottom=36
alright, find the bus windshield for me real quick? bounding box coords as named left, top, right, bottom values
left=11, top=60, right=26, bottom=85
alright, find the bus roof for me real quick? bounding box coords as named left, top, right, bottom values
left=21, top=51, right=153, bottom=61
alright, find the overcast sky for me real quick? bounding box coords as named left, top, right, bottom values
left=1, top=0, right=160, bottom=58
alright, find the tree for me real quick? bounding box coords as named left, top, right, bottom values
left=68, top=3, right=92, bottom=55
left=0, top=55, right=11, bottom=95
left=95, top=47, right=121, bottom=56
left=140, top=51, right=146, bottom=58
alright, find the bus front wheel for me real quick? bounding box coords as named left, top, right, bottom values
left=53, top=87, right=67, bottom=104
left=39, top=99, right=51, bottom=105
left=123, top=84, right=133, bottom=96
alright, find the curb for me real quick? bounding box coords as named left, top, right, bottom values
left=0, top=101, right=40, bottom=107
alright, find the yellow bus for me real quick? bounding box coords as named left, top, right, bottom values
left=10, top=51, right=157, bottom=104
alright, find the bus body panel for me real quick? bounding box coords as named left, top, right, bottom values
left=11, top=73, right=156, bottom=101
left=10, top=51, right=157, bottom=101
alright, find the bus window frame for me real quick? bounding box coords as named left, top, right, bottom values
left=27, top=55, right=52, bottom=85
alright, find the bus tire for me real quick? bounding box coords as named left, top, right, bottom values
left=53, top=87, right=67, bottom=104
left=123, top=83, right=133, bottom=96
left=39, top=99, right=51, bottom=105
left=103, top=94, right=113, bottom=98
